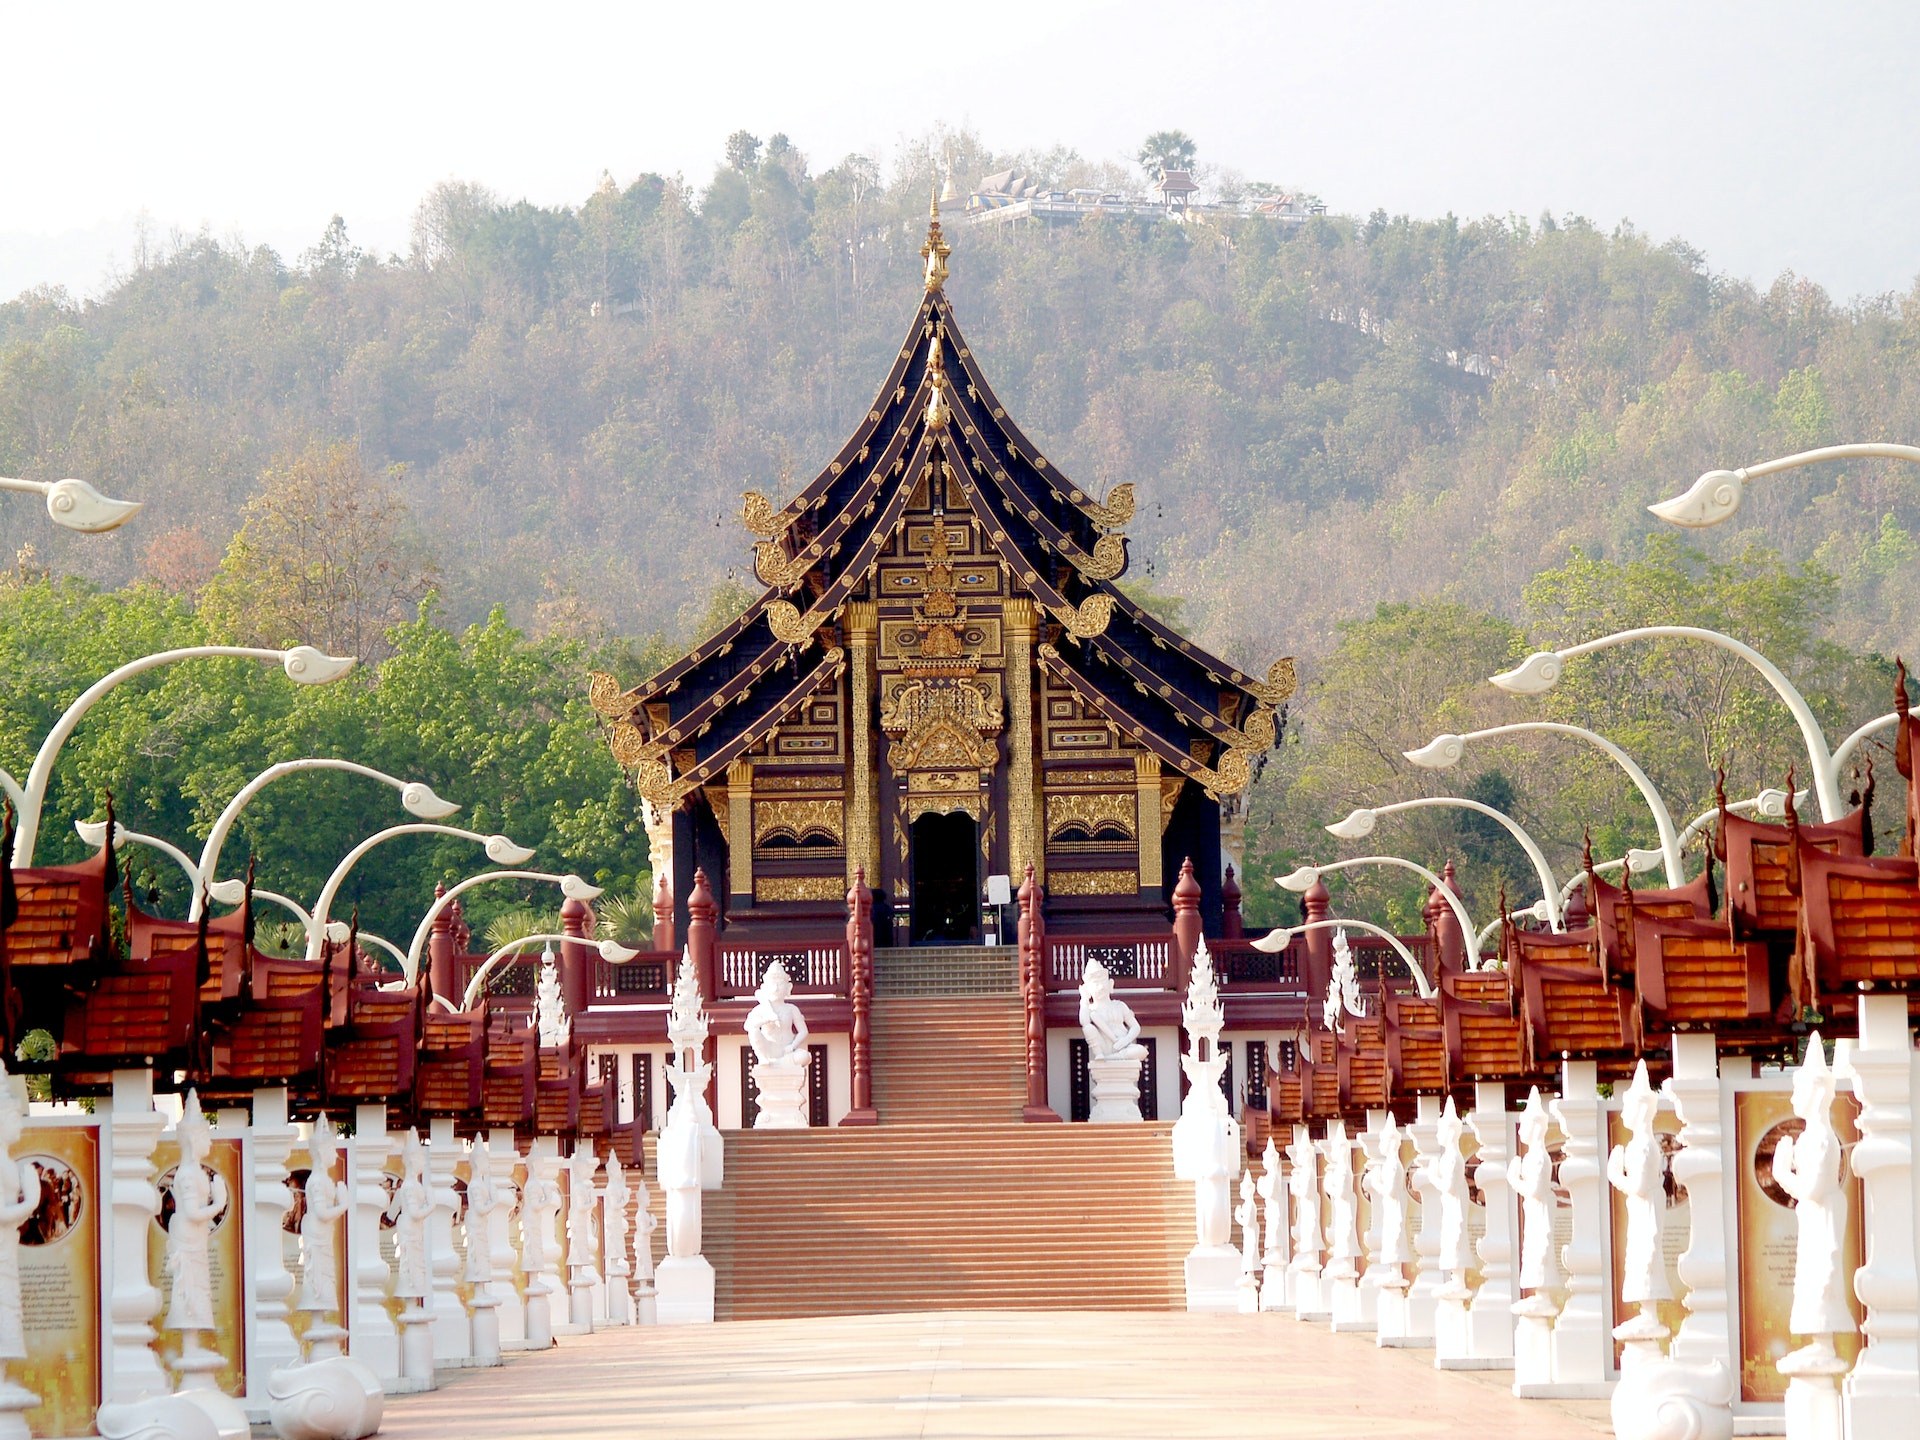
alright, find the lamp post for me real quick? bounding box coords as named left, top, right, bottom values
left=401, top=870, right=603, bottom=984
left=459, top=933, right=642, bottom=1011
left=306, top=826, right=535, bottom=959
left=1404, top=723, right=1685, bottom=887
left=1647, top=442, right=1920, bottom=529
left=1276, top=857, right=1478, bottom=961
left=1248, top=917, right=1433, bottom=998
left=12, top=644, right=356, bottom=863
left=191, top=759, right=459, bottom=918
left=73, top=819, right=201, bottom=897
left=1490, top=625, right=1846, bottom=823
left=0, top=474, right=143, bottom=532
left=1326, top=798, right=1565, bottom=929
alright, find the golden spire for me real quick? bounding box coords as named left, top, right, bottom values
left=922, top=189, right=950, bottom=293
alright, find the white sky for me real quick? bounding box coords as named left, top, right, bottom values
left=3, top=1, right=1917, bottom=303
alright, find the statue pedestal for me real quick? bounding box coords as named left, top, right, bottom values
left=751, top=1056, right=810, bottom=1129
left=265, top=1355, right=384, bottom=1440
left=1183, top=1245, right=1242, bottom=1313
left=1781, top=1339, right=1848, bottom=1440
left=1291, top=1263, right=1328, bottom=1322
left=173, top=1336, right=249, bottom=1440
left=469, top=1287, right=502, bottom=1366
left=1087, top=1055, right=1143, bottom=1124
left=0, top=1373, right=36, bottom=1440
left=1510, top=1295, right=1559, bottom=1394
left=1260, top=1257, right=1288, bottom=1312
left=395, top=1304, right=435, bottom=1391
left=655, top=1256, right=715, bottom=1324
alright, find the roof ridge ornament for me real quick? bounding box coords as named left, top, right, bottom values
left=922, top=190, right=951, bottom=293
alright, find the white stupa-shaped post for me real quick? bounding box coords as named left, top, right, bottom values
left=1773, top=1035, right=1854, bottom=1440
left=656, top=950, right=721, bottom=1323
left=1256, top=1139, right=1290, bottom=1311
left=1172, top=940, right=1242, bottom=1311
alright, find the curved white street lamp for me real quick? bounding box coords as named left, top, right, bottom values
left=1648, top=443, right=1920, bottom=529
left=1404, top=722, right=1685, bottom=887
left=1490, top=625, right=1845, bottom=823
left=13, top=644, right=356, bottom=863
left=401, top=868, right=603, bottom=984
left=1249, top=917, right=1434, bottom=998
left=73, top=818, right=201, bottom=896
left=191, top=759, right=459, bottom=918
left=306, top=825, right=535, bottom=959
left=1327, top=797, right=1564, bottom=929
left=1276, top=856, right=1478, bottom=962
left=0, top=475, right=144, bottom=532
left=458, top=932, right=643, bottom=1011
left=205, top=876, right=316, bottom=931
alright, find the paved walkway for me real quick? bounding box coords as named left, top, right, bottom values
left=380, top=1311, right=1612, bottom=1439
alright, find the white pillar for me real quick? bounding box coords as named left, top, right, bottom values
left=1843, top=995, right=1919, bottom=1438
left=247, top=1088, right=301, bottom=1391
left=424, top=1117, right=469, bottom=1364
left=105, top=1070, right=171, bottom=1402
left=1666, top=1034, right=1732, bottom=1370
left=346, top=1104, right=398, bottom=1384
left=1394, top=1093, right=1442, bottom=1347
left=522, top=1139, right=563, bottom=1346
left=1547, top=1060, right=1610, bottom=1390
left=1325, top=1119, right=1368, bottom=1330
left=1288, top=1124, right=1327, bottom=1321
left=1466, top=1081, right=1516, bottom=1362
left=486, top=1129, right=525, bottom=1345
left=1257, top=1140, right=1290, bottom=1312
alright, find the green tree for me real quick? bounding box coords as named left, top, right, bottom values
left=1137, top=130, right=1197, bottom=183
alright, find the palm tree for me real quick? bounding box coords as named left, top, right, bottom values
left=1137, top=130, right=1197, bottom=184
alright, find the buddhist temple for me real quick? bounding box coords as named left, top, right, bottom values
left=588, top=201, right=1294, bottom=951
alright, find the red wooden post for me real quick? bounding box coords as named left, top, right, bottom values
left=1170, top=856, right=1202, bottom=994
left=449, top=897, right=470, bottom=955
left=1019, top=864, right=1060, bottom=1122
left=428, top=881, right=456, bottom=1005
left=686, top=867, right=719, bottom=1117
left=1434, top=859, right=1467, bottom=970
left=559, top=893, right=593, bottom=1020
left=651, top=867, right=675, bottom=954
left=1221, top=862, right=1243, bottom=940
left=841, top=867, right=878, bottom=1126
left=1300, top=875, right=1333, bottom=998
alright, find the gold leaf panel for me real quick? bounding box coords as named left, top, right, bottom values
left=1044, top=791, right=1137, bottom=841
left=754, top=875, right=846, bottom=904
left=1050, top=869, right=1139, bottom=896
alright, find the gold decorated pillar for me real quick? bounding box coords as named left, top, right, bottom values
left=1004, top=597, right=1041, bottom=883
left=1134, top=752, right=1163, bottom=891
left=845, top=601, right=880, bottom=883
left=727, top=759, right=753, bottom=901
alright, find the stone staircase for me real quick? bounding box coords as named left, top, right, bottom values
left=640, top=958, right=1194, bottom=1320
left=872, top=943, right=1019, bottom=996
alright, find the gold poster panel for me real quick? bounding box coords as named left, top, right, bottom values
left=148, top=1136, right=247, bottom=1395
left=1734, top=1088, right=1865, bottom=1403
left=1606, top=1107, right=1692, bottom=1366
left=18, top=1122, right=101, bottom=1439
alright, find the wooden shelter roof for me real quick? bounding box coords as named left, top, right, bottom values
left=590, top=205, right=1292, bottom=808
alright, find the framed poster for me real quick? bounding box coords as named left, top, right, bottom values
left=17, top=1120, right=101, bottom=1439
left=1733, top=1088, right=1865, bottom=1403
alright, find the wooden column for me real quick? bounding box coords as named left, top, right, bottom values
left=686, top=867, right=719, bottom=1118
left=427, top=880, right=456, bottom=1004
left=1019, top=864, right=1060, bottom=1121
left=1170, top=856, right=1202, bottom=994
left=845, top=601, right=880, bottom=883
left=727, top=759, right=753, bottom=902
left=841, top=867, right=878, bottom=1126
left=1300, top=877, right=1333, bottom=997
left=651, top=867, right=674, bottom=955
left=559, top=894, right=593, bottom=1020
left=1004, top=598, right=1040, bottom=883
left=1134, top=753, right=1163, bottom=893
left=1221, top=863, right=1243, bottom=939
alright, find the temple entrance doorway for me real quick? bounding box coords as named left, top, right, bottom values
left=909, top=811, right=978, bottom=943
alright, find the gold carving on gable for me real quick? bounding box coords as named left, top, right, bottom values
left=1083, top=483, right=1135, bottom=530
left=753, top=539, right=814, bottom=589
left=1160, top=777, right=1184, bottom=830
left=1068, top=533, right=1128, bottom=583
left=758, top=774, right=839, bottom=791
left=753, top=799, right=845, bottom=846
left=1045, top=792, right=1137, bottom=841
left=1050, top=593, right=1115, bottom=639
left=1048, top=767, right=1131, bottom=788
left=741, top=490, right=793, bottom=539
left=1247, top=657, right=1298, bottom=708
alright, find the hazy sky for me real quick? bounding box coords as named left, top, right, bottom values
left=4, top=2, right=1917, bottom=303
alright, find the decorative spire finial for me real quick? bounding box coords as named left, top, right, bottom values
left=922, top=190, right=951, bottom=293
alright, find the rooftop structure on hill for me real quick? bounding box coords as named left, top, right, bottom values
left=966, top=167, right=1324, bottom=228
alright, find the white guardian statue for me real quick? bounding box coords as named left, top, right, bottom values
left=1078, top=959, right=1147, bottom=1123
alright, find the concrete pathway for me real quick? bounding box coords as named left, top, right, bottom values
left=379, top=1311, right=1612, bottom=1439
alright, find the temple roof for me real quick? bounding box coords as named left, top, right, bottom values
left=591, top=202, right=1293, bottom=809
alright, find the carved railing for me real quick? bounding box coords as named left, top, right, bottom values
left=1045, top=934, right=1172, bottom=989
left=592, top=953, right=674, bottom=1001
left=714, top=941, right=846, bottom=997
left=1208, top=935, right=1304, bottom=987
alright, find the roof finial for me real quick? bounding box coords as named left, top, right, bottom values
left=922, top=188, right=950, bottom=293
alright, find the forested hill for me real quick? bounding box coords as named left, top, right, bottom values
left=5, top=134, right=1920, bottom=672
